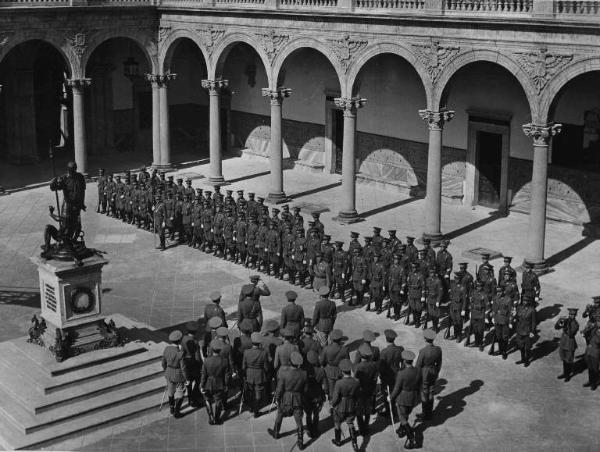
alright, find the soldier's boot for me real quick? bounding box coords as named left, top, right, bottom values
left=404, top=308, right=411, bottom=325
left=349, top=426, right=359, bottom=451
left=516, top=349, right=525, bottom=365
left=312, top=414, right=320, bottom=437
left=296, top=427, right=305, bottom=450
left=268, top=418, right=282, bottom=439
left=214, top=402, right=223, bottom=425
left=331, top=429, right=342, bottom=447
left=502, top=341, right=508, bottom=360
left=557, top=362, right=568, bottom=380
left=174, top=397, right=184, bottom=418
left=422, top=318, right=428, bottom=330
left=455, top=327, right=462, bottom=343
left=523, top=349, right=530, bottom=367
left=168, top=396, right=175, bottom=415
left=366, top=300, right=372, bottom=311
left=414, top=312, right=421, bottom=328
left=396, top=423, right=407, bottom=438
left=404, top=425, right=415, bottom=449
left=362, top=415, right=370, bottom=436
left=386, top=303, right=392, bottom=318
left=433, top=318, right=439, bottom=333
left=187, top=385, right=196, bottom=407
left=564, top=363, right=573, bottom=382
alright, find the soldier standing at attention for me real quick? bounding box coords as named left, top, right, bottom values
left=406, top=262, right=426, bottom=327
left=281, top=290, right=305, bottom=339
left=320, top=329, right=350, bottom=401
left=368, top=252, right=386, bottom=313
left=583, top=317, right=600, bottom=390
left=457, top=262, right=475, bottom=298
left=312, top=252, right=332, bottom=293
left=514, top=296, right=537, bottom=367
left=351, top=247, right=368, bottom=307
left=201, top=340, right=229, bottom=425
left=311, top=212, right=324, bottom=240
left=312, top=285, right=337, bottom=347
left=242, top=332, right=270, bottom=418
left=491, top=287, right=513, bottom=359
left=389, top=350, right=421, bottom=448
left=162, top=330, right=186, bottom=418
left=153, top=193, right=167, bottom=251
left=304, top=350, right=327, bottom=438
left=181, top=322, right=202, bottom=407
left=556, top=308, right=579, bottom=381
left=348, top=231, right=362, bottom=256
left=415, top=329, right=442, bottom=421
left=466, top=280, right=490, bottom=351
left=293, top=225, right=308, bottom=287
left=387, top=254, right=406, bottom=320
left=448, top=272, right=468, bottom=342
left=498, top=256, right=514, bottom=289
left=330, top=359, right=360, bottom=451
left=405, top=236, right=418, bottom=264
left=478, top=253, right=495, bottom=281
left=436, top=240, right=453, bottom=300
left=424, top=267, right=443, bottom=333
left=269, top=352, right=308, bottom=450
left=354, top=344, right=379, bottom=437
left=331, top=241, right=349, bottom=303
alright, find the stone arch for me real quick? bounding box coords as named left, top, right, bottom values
left=271, top=37, right=344, bottom=91
left=81, top=29, right=157, bottom=78
left=345, top=42, right=433, bottom=103
left=159, top=28, right=210, bottom=76
left=0, top=32, right=74, bottom=78
left=211, top=32, right=271, bottom=84
left=433, top=49, right=538, bottom=121
left=539, top=57, right=600, bottom=123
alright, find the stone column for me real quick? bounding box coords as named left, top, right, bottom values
left=201, top=79, right=229, bottom=184
left=262, top=87, right=292, bottom=203
left=158, top=73, right=176, bottom=168
left=0, top=84, right=3, bottom=193
left=419, top=108, right=454, bottom=243
left=522, top=122, right=561, bottom=273
left=333, top=97, right=367, bottom=223
left=145, top=74, right=162, bottom=168
left=67, top=78, right=92, bottom=175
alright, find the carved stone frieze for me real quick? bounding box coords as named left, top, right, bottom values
left=412, top=39, right=460, bottom=83
left=327, top=34, right=368, bottom=73
left=197, top=26, right=225, bottom=57
left=256, top=30, right=289, bottom=64
left=158, top=26, right=171, bottom=43
left=66, top=32, right=87, bottom=58
left=514, top=48, right=573, bottom=94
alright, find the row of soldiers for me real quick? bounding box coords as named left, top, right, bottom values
left=163, top=279, right=443, bottom=450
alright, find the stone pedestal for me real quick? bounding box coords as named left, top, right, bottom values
left=30, top=255, right=116, bottom=360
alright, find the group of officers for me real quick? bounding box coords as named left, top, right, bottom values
left=162, top=279, right=442, bottom=450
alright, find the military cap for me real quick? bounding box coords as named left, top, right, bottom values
left=169, top=330, right=183, bottom=342
left=285, top=223, right=292, bottom=229
left=334, top=240, right=344, bottom=246
left=384, top=329, right=397, bottom=340
left=307, top=350, right=319, bottom=365
left=290, top=351, right=303, bottom=366
left=350, top=231, right=359, bottom=238
left=363, top=329, right=375, bottom=342
left=208, top=317, right=223, bottom=329
left=272, top=207, right=280, bottom=213
left=312, top=212, right=320, bottom=218
left=331, top=329, right=344, bottom=341
left=481, top=253, right=491, bottom=260
left=303, top=324, right=314, bottom=334
left=250, top=274, right=260, bottom=282
left=116, top=175, right=122, bottom=180
left=568, top=308, right=578, bottom=314
left=204, top=190, right=212, bottom=195
left=373, top=227, right=382, bottom=233
left=242, top=284, right=255, bottom=296
left=358, top=343, right=372, bottom=357
left=353, top=247, right=361, bottom=253
left=339, top=359, right=352, bottom=373
left=236, top=189, right=244, bottom=195
left=226, top=189, right=233, bottom=195
left=217, top=326, right=229, bottom=337
left=401, top=350, right=415, bottom=361
left=265, top=319, right=280, bottom=332
left=281, top=327, right=295, bottom=338
left=248, top=192, right=255, bottom=197
left=285, top=290, right=298, bottom=301
left=210, top=291, right=222, bottom=302
left=441, top=240, right=450, bottom=247
left=496, top=286, right=504, bottom=292
left=251, top=332, right=262, bottom=344
left=364, top=236, right=372, bottom=242
left=503, top=256, right=513, bottom=262
left=524, top=261, right=534, bottom=268
left=424, top=329, right=437, bottom=340
left=373, top=252, right=381, bottom=258
left=239, top=318, right=254, bottom=333
left=406, top=236, right=415, bottom=242
left=318, top=286, right=330, bottom=296
left=308, top=221, right=315, bottom=226
left=398, top=243, right=407, bottom=249
left=423, top=238, right=432, bottom=245
left=388, top=229, right=397, bottom=235
left=282, top=205, right=290, bottom=211
left=214, top=185, right=221, bottom=192
left=459, top=262, right=468, bottom=267
left=176, top=178, right=183, bottom=182
left=185, top=321, right=199, bottom=333
left=257, top=196, right=265, bottom=202
left=210, top=339, right=223, bottom=351
left=418, top=248, right=427, bottom=254
left=67, top=161, right=77, bottom=169
left=186, top=177, right=192, bottom=182
left=429, top=266, right=437, bottom=273
left=593, top=296, right=600, bottom=303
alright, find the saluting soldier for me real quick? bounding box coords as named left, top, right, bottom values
left=201, top=339, right=230, bottom=425
left=242, top=332, right=270, bottom=418
left=424, top=267, right=443, bottom=332
left=312, top=285, right=337, bottom=347
left=330, top=359, right=360, bottom=451
left=514, top=296, right=537, bottom=367
left=406, top=262, right=426, bottom=327
left=415, top=329, right=442, bottom=421
left=181, top=321, right=203, bottom=407
left=304, top=350, right=327, bottom=438
left=331, top=241, right=349, bottom=303
left=465, top=280, right=490, bottom=351
left=162, top=330, right=187, bottom=418
left=448, top=272, right=468, bottom=342
left=351, top=247, right=368, bottom=307
left=354, top=343, right=379, bottom=437
left=379, top=329, right=403, bottom=416
left=388, top=254, right=406, bottom=321
left=244, top=274, right=271, bottom=304
left=281, top=290, right=305, bottom=339
left=368, top=252, right=386, bottom=313
left=320, top=329, right=349, bottom=401
left=238, top=284, right=263, bottom=333
left=389, top=350, right=421, bottom=447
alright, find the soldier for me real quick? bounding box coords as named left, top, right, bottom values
left=234, top=211, right=247, bottom=264
left=465, top=280, right=490, bottom=351
left=244, top=274, right=271, bottom=304
left=246, top=216, right=259, bottom=268
left=498, top=256, right=514, bottom=289
left=181, top=321, right=203, bottom=407
left=406, top=262, right=426, bottom=327
left=203, top=189, right=213, bottom=209
left=415, top=329, right=442, bottom=421
left=183, top=178, right=194, bottom=198
left=266, top=220, right=282, bottom=277
left=242, top=332, right=270, bottom=418
left=352, top=329, right=380, bottom=364
left=405, top=236, right=418, bottom=264
left=304, top=350, right=327, bottom=438
left=421, top=238, right=436, bottom=269
left=330, top=358, right=360, bottom=451
left=213, top=205, right=225, bottom=257
left=448, top=272, right=468, bottom=342
left=313, top=285, right=337, bottom=347
left=204, top=291, right=227, bottom=328
left=416, top=249, right=431, bottom=278
left=164, top=191, right=178, bottom=241
left=201, top=339, right=229, bottom=425
left=436, top=240, right=453, bottom=298
left=281, top=290, right=305, bottom=339
left=514, top=296, right=537, bottom=367
left=521, top=262, right=541, bottom=304
left=223, top=189, right=235, bottom=212
left=583, top=319, right=600, bottom=390
left=372, top=226, right=384, bottom=252
left=354, top=343, right=379, bottom=437
left=181, top=194, right=194, bottom=246
left=281, top=224, right=295, bottom=281
left=256, top=217, right=269, bottom=272
left=262, top=319, right=283, bottom=393
left=305, top=229, right=321, bottom=289
left=311, top=212, right=324, bottom=240
left=246, top=192, right=258, bottom=219
left=424, top=267, right=443, bottom=332
left=293, top=226, right=308, bottom=287
left=225, top=209, right=238, bottom=260
left=388, top=254, right=406, bottom=320
left=97, top=168, right=108, bottom=214
left=457, top=262, right=475, bottom=297
left=480, top=265, right=497, bottom=299
left=191, top=191, right=203, bottom=248
left=216, top=326, right=235, bottom=374
left=235, top=189, right=246, bottom=214
left=201, top=199, right=214, bottom=253
left=105, top=174, right=116, bottom=217
left=504, top=270, right=521, bottom=305
left=174, top=193, right=185, bottom=241
left=351, top=247, right=368, bottom=307
left=331, top=241, right=349, bottom=303
left=299, top=323, right=322, bottom=358
left=320, top=329, right=349, bottom=401
left=256, top=197, right=265, bottom=222
left=582, top=296, right=600, bottom=344
left=274, top=327, right=300, bottom=374
left=321, top=234, right=334, bottom=265
left=162, top=330, right=186, bottom=418
left=388, top=229, right=401, bottom=251
left=238, top=284, right=262, bottom=333
left=490, top=287, right=513, bottom=359
left=153, top=193, right=167, bottom=251
left=389, top=350, right=421, bottom=447
left=379, top=330, right=403, bottom=416
left=201, top=316, right=223, bottom=359
left=368, top=252, right=386, bottom=313
left=312, top=252, right=332, bottom=293
left=348, top=231, right=362, bottom=256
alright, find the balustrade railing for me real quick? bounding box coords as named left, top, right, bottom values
left=355, top=0, right=424, bottom=10
left=280, top=0, right=339, bottom=7
left=556, top=1, right=600, bottom=15
left=445, top=0, right=532, bottom=13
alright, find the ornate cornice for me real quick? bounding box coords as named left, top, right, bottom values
left=522, top=122, right=562, bottom=146
left=412, top=39, right=460, bottom=83
left=256, top=30, right=289, bottom=64
left=418, top=108, right=455, bottom=130
left=514, top=48, right=573, bottom=95
left=328, top=34, right=368, bottom=73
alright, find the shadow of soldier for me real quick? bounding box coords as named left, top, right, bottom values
left=528, top=338, right=560, bottom=364
left=536, top=303, right=563, bottom=324
left=413, top=379, right=484, bottom=448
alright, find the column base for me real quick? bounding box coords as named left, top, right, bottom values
left=208, top=176, right=229, bottom=187
left=333, top=210, right=363, bottom=224
left=265, top=192, right=290, bottom=204
left=418, top=232, right=444, bottom=245
left=152, top=163, right=174, bottom=171
left=520, top=259, right=554, bottom=276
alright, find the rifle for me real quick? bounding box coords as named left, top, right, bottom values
left=238, top=382, right=246, bottom=415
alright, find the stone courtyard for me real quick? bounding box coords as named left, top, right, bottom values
left=0, top=156, right=599, bottom=452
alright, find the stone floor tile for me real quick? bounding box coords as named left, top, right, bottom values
left=224, top=432, right=255, bottom=447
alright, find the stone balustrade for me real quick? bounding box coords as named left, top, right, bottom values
left=0, top=0, right=598, bottom=22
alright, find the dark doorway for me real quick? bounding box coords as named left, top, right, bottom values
left=333, top=108, right=344, bottom=174
left=477, top=131, right=503, bottom=208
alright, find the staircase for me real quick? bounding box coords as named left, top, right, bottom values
left=0, top=314, right=169, bottom=450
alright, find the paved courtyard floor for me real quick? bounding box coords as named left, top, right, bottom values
left=0, top=155, right=598, bottom=451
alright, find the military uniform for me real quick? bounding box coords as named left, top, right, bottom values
left=415, top=335, right=442, bottom=420
left=514, top=301, right=537, bottom=366
left=351, top=252, right=368, bottom=306
left=491, top=294, right=513, bottom=358
left=153, top=197, right=168, bottom=250
left=584, top=326, right=600, bottom=389
left=312, top=258, right=332, bottom=293
left=201, top=341, right=230, bottom=424
left=97, top=170, right=108, bottom=213
left=320, top=334, right=349, bottom=400
left=242, top=335, right=270, bottom=417
left=246, top=219, right=259, bottom=268
left=466, top=285, right=489, bottom=349
left=390, top=353, right=421, bottom=444
left=181, top=326, right=203, bottom=407
left=406, top=265, right=426, bottom=327
left=235, top=215, right=248, bottom=264
left=521, top=267, right=541, bottom=302
left=330, top=359, right=360, bottom=450
left=331, top=245, right=349, bottom=302
left=162, top=331, right=186, bottom=417
left=312, top=292, right=337, bottom=346
left=281, top=292, right=305, bottom=338
left=354, top=346, right=379, bottom=436
left=238, top=294, right=263, bottom=333
left=424, top=272, right=443, bottom=332
left=293, top=233, right=308, bottom=287
left=555, top=314, right=579, bottom=379
left=379, top=336, right=403, bottom=396
left=304, top=351, right=327, bottom=438
left=368, top=259, right=386, bottom=312
left=266, top=224, right=282, bottom=276
left=387, top=259, right=406, bottom=320
left=448, top=279, right=467, bottom=341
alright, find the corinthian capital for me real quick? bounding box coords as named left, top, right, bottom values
left=261, top=87, right=292, bottom=105
left=67, top=78, right=92, bottom=90
left=145, top=73, right=177, bottom=87
left=522, top=123, right=562, bottom=146
left=419, top=108, right=454, bottom=130
left=334, top=97, right=367, bottom=116
left=201, top=79, right=229, bottom=95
